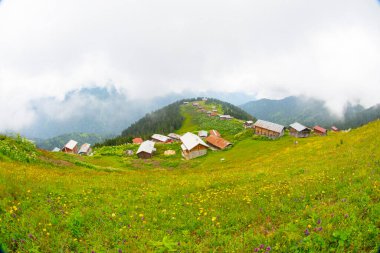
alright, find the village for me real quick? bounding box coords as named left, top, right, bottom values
left=54, top=99, right=343, bottom=161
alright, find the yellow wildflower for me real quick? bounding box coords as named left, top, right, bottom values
left=212, top=217, right=217, bottom=222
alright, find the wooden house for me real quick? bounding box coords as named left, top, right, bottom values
left=137, top=140, right=156, bottom=159
left=209, top=129, right=221, bottom=137
left=180, top=132, right=209, bottom=160
left=52, top=147, right=60, bottom=152
left=210, top=112, right=218, bottom=117
left=331, top=126, right=339, bottom=132
left=151, top=134, right=171, bottom=143
left=132, top=137, right=143, bottom=144
left=78, top=143, right=92, bottom=156
left=253, top=120, right=285, bottom=139
left=205, top=135, right=231, bottom=150
left=313, top=125, right=327, bottom=136
left=62, top=140, right=78, bottom=154
left=243, top=120, right=254, bottom=129
left=168, top=133, right=181, bottom=141
left=289, top=122, right=311, bottom=138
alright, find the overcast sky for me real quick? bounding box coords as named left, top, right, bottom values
left=1, top=0, right=380, bottom=131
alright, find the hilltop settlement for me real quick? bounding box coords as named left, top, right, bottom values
left=54, top=99, right=343, bottom=160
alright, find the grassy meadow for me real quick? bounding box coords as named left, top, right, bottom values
left=0, top=104, right=380, bottom=252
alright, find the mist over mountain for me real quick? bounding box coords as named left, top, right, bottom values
left=240, top=96, right=380, bottom=129
left=18, top=86, right=256, bottom=139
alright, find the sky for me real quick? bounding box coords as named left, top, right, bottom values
left=1, top=0, right=380, bottom=132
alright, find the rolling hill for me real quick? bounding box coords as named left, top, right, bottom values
left=0, top=101, right=379, bottom=252
left=240, top=96, right=380, bottom=129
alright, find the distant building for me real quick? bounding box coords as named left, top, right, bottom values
left=192, top=102, right=199, bottom=107
left=289, top=122, right=311, bottom=138
left=253, top=120, right=285, bottom=139
left=219, top=115, right=233, bottom=120
left=78, top=143, right=92, bottom=155
left=202, top=97, right=208, bottom=101
left=151, top=134, right=171, bottom=143
left=209, top=112, right=218, bottom=117
left=198, top=130, right=208, bottom=138
left=205, top=135, right=231, bottom=150
left=52, top=147, right=60, bottom=152
left=243, top=120, right=254, bottom=129
left=313, top=125, right=327, bottom=136
left=62, top=140, right=78, bottom=154
left=209, top=129, right=221, bottom=137
left=183, top=101, right=189, bottom=104
left=168, top=133, right=181, bottom=141
left=132, top=138, right=143, bottom=144
left=180, top=132, right=209, bottom=160
left=137, top=140, right=156, bottom=159
left=331, top=126, right=340, bottom=132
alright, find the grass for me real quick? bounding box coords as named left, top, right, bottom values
left=0, top=114, right=380, bottom=252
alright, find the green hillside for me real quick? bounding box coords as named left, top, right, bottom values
left=0, top=105, right=379, bottom=252
left=100, top=98, right=253, bottom=146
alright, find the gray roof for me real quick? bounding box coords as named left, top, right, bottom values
left=168, top=133, right=181, bottom=140
left=180, top=132, right=209, bottom=151
left=254, top=119, right=285, bottom=133
left=137, top=140, right=156, bottom=154
left=151, top=134, right=170, bottom=142
left=64, top=140, right=78, bottom=150
left=52, top=147, right=60, bottom=152
left=289, top=122, right=309, bottom=132
left=78, top=143, right=91, bottom=154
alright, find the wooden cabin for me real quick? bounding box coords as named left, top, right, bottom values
left=198, top=130, right=208, bottom=138
left=180, top=132, right=209, bottom=160
left=313, top=125, right=327, bottom=136
left=243, top=120, right=254, bottom=129
left=289, top=122, right=311, bottom=138
left=151, top=134, right=171, bottom=143
left=331, top=126, right=339, bottom=132
left=253, top=120, right=285, bottom=139
left=137, top=140, right=156, bottom=159
left=219, top=115, right=233, bottom=120
left=62, top=140, right=78, bottom=154
left=205, top=135, right=231, bottom=150
left=168, top=133, right=181, bottom=141
left=78, top=143, right=92, bottom=156
left=132, top=137, right=143, bottom=144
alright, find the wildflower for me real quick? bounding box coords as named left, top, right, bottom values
left=112, top=213, right=116, bottom=217
left=118, top=249, right=122, bottom=253
left=212, top=217, right=217, bottom=222
left=307, top=224, right=311, bottom=228
left=139, top=213, right=144, bottom=217
left=266, top=246, right=271, bottom=251
left=260, top=244, right=265, bottom=249
left=317, top=218, right=321, bottom=224
left=304, top=229, right=310, bottom=236
left=46, top=232, right=50, bottom=236
left=13, top=206, right=17, bottom=211
left=254, top=248, right=259, bottom=252
left=43, top=228, right=46, bottom=232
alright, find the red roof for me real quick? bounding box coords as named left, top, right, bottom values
left=132, top=138, right=143, bottom=144
left=331, top=126, right=339, bottom=132
left=205, top=135, right=231, bottom=150
left=209, top=129, right=221, bottom=137
left=313, top=125, right=327, bottom=133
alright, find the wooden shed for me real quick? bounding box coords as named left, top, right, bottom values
left=151, top=134, right=171, bottom=143
left=137, top=140, right=156, bottom=159
left=313, top=125, right=327, bottom=136
left=132, top=138, right=143, bottom=144
left=253, top=120, right=285, bottom=139
left=289, top=122, right=311, bottom=138
left=205, top=135, right=231, bottom=150
left=331, top=126, right=339, bottom=132
left=243, top=120, right=254, bottom=129
left=180, top=132, right=209, bottom=160
left=78, top=143, right=92, bottom=156
left=62, top=140, right=78, bottom=154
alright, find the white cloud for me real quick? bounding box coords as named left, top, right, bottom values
left=0, top=0, right=380, bottom=131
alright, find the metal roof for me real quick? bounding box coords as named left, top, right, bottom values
left=168, top=133, right=181, bottom=140
left=151, top=134, right=170, bottom=142
left=64, top=140, right=78, bottom=150
left=205, top=135, right=231, bottom=150
left=52, top=147, right=60, bottom=152
left=198, top=130, right=208, bottom=137
left=78, top=143, right=91, bottom=154
left=137, top=140, right=155, bottom=154
left=254, top=119, right=285, bottom=133
left=313, top=125, right=327, bottom=133
left=219, top=115, right=233, bottom=119
left=289, top=122, right=309, bottom=132
left=180, top=132, right=209, bottom=151
left=132, top=138, right=143, bottom=144
left=209, top=129, right=221, bottom=137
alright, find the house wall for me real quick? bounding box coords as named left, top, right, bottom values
left=255, top=126, right=283, bottom=139
left=289, top=128, right=310, bottom=138
left=314, top=130, right=327, bottom=136
left=182, top=144, right=208, bottom=160
left=62, top=146, right=78, bottom=154
left=137, top=152, right=152, bottom=159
